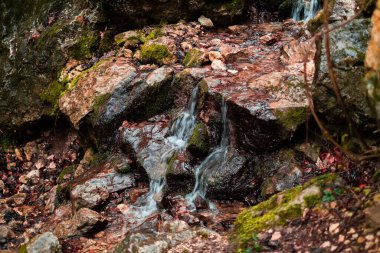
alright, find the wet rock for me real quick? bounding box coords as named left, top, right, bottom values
left=198, top=16, right=214, bottom=28
left=25, top=232, right=61, bottom=253
left=71, top=165, right=135, bottom=209
left=219, top=44, right=249, bottom=63
left=206, top=148, right=256, bottom=199
left=0, top=225, right=15, bottom=244
left=59, top=58, right=137, bottom=128
left=54, top=208, right=105, bottom=238
left=96, top=66, right=175, bottom=136
left=113, top=220, right=196, bottom=253
left=259, top=149, right=303, bottom=198
left=211, top=59, right=227, bottom=71
left=314, top=19, right=373, bottom=128
left=171, top=68, right=209, bottom=108
left=187, top=123, right=210, bottom=157
left=259, top=33, right=279, bottom=45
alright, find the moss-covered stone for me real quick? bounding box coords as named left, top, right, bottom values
left=91, top=93, right=111, bottom=124
left=18, top=244, right=27, bottom=253
left=183, top=49, right=205, bottom=67
left=187, top=123, right=210, bottom=156
left=234, top=174, right=337, bottom=250
left=274, top=107, right=307, bottom=131
left=40, top=78, right=69, bottom=115
left=140, top=43, right=171, bottom=65
left=57, top=165, right=77, bottom=183
left=197, top=79, right=209, bottom=111
left=69, top=32, right=100, bottom=60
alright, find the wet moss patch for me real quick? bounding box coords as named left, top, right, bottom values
left=183, top=49, right=205, bottom=67
left=234, top=174, right=337, bottom=250
left=141, top=43, right=171, bottom=65
left=187, top=123, right=210, bottom=157
left=69, top=32, right=100, bottom=60
left=274, top=107, right=307, bottom=131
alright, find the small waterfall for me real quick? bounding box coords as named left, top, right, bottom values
left=292, top=0, right=320, bottom=21
left=186, top=98, right=229, bottom=212
left=125, top=86, right=199, bottom=220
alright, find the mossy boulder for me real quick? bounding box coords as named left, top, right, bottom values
left=234, top=174, right=337, bottom=250
left=187, top=123, right=210, bottom=157
left=0, top=0, right=105, bottom=132
left=183, top=48, right=206, bottom=67
left=141, top=43, right=171, bottom=65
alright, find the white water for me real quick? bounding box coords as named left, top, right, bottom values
left=186, top=98, right=229, bottom=212
left=125, top=86, right=199, bottom=220
left=292, top=0, right=320, bottom=21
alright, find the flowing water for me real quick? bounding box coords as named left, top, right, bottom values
left=124, top=86, right=199, bottom=221
left=292, top=0, right=320, bottom=21
left=186, top=98, right=229, bottom=212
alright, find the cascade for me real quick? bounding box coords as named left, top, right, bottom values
left=292, top=0, right=320, bottom=21
left=186, top=98, right=229, bottom=212
left=124, top=86, right=199, bottom=220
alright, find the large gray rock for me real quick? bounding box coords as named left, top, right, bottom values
left=71, top=162, right=135, bottom=209
left=54, top=208, right=105, bottom=238
left=313, top=19, right=373, bottom=127
left=26, top=232, right=61, bottom=253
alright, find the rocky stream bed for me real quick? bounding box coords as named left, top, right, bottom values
left=1, top=0, right=380, bottom=252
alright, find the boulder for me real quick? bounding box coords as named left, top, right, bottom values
left=59, top=58, right=137, bottom=128
left=54, top=208, right=105, bottom=238
left=314, top=19, right=373, bottom=128
left=24, top=232, right=61, bottom=253
left=71, top=162, right=135, bottom=209
left=0, top=0, right=104, bottom=132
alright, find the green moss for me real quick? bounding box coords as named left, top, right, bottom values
left=37, top=21, right=64, bottom=46
left=69, top=32, right=100, bottom=60
left=18, top=244, right=27, bottom=253
left=307, top=11, right=324, bottom=32
left=90, top=93, right=111, bottom=124
left=0, top=133, right=15, bottom=150
left=197, top=80, right=209, bottom=110
left=57, top=165, right=77, bottom=183
left=187, top=123, right=210, bottom=156
left=304, top=194, right=322, bottom=208
left=234, top=174, right=336, bottom=249
left=143, top=28, right=163, bottom=43
left=274, top=107, right=307, bottom=131
left=278, top=204, right=302, bottom=223
left=40, top=78, right=69, bottom=115
left=140, top=43, right=171, bottom=65
left=183, top=49, right=204, bottom=67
